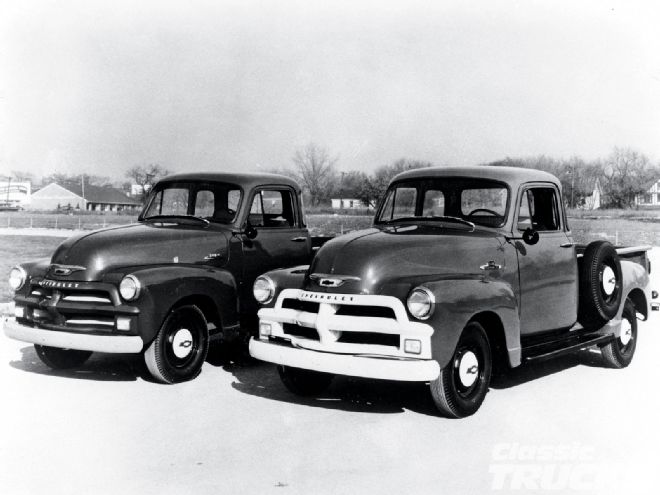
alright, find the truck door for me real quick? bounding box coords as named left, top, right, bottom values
left=515, top=185, right=578, bottom=334
left=242, top=187, right=311, bottom=292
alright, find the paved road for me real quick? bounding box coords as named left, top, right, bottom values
left=1, top=255, right=659, bottom=495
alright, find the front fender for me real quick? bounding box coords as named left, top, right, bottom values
left=259, top=265, right=309, bottom=309
left=424, top=277, right=520, bottom=369
left=108, top=265, right=238, bottom=345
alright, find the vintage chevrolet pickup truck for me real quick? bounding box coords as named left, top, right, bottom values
left=5, top=172, right=328, bottom=383
left=250, top=166, right=657, bottom=417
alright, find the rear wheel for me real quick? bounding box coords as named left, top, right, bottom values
left=144, top=305, right=209, bottom=383
left=278, top=365, right=334, bottom=396
left=34, top=345, right=92, bottom=369
left=601, top=299, right=637, bottom=368
left=430, top=322, right=492, bottom=418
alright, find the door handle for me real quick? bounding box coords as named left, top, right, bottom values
left=479, top=261, right=502, bottom=270
left=560, top=242, right=575, bottom=248
left=290, top=236, right=307, bottom=242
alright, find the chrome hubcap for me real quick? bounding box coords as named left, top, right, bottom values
left=458, top=351, right=479, bottom=387
left=172, top=328, right=194, bottom=359
left=602, top=266, right=616, bottom=296
left=620, top=319, right=633, bottom=346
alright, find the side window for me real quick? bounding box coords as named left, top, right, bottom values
left=194, top=190, right=214, bottom=218
left=517, top=191, right=532, bottom=230
left=519, top=187, right=560, bottom=231
left=249, top=189, right=295, bottom=228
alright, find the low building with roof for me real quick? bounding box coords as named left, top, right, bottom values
left=29, top=182, right=142, bottom=212
left=635, top=179, right=660, bottom=207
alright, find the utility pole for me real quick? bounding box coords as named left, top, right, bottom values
left=81, top=174, right=85, bottom=210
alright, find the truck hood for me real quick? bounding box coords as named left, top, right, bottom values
left=307, top=224, right=506, bottom=294
left=49, top=222, right=231, bottom=281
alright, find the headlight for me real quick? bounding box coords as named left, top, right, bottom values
left=119, top=274, right=141, bottom=301
left=407, top=286, right=435, bottom=320
left=8, top=266, right=26, bottom=291
left=253, top=275, right=275, bottom=304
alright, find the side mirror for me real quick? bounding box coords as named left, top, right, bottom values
left=245, top=224, right=258, bottom=240
left=522, top=228, right=539, bottom=245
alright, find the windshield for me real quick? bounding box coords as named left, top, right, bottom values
left=376, top=178, right=509, bottom=228
left=142, top=181, right=242, bottom=224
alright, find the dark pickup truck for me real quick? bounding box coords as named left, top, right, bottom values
left=250, top=166, right=656, bottom=417
left=5, top=172, right=328, bottom=383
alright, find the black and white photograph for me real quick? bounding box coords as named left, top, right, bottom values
left=1, top=1, right=659, bottom=493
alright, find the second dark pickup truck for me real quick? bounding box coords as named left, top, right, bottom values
left=5, top=172, right=329, bottom=383
left=250, top=166, right=657, bottom=417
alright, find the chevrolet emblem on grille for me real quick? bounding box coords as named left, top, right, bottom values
left=310, top=273, right=361, bottom=288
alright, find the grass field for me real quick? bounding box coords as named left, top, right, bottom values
left=1, top=236, right=63, bottom=302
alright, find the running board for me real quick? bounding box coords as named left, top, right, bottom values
left=522, top=334, right=614, bottom=363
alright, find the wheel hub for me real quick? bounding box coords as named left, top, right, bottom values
left=171, top=328, right=194, bottom=359
left=601, top=266, right=616, bottom=296
left=619, top=319, right=633, bottom=346
left=458, top=350, right=479, bottom=387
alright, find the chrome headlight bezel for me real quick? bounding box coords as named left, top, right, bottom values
left=407, top=286, right=435, bottom=320
left=253, top=275, right=275, bottom=305
left=8, top=266, right=27, bottom=292
left=119, top=274, right=141, bottom=301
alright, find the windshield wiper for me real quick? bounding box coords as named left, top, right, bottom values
left=142, top=215, right=210, bottom=226
left=384, top=215, right=475, bottom=230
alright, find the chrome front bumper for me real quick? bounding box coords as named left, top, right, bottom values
left=3, top=318, right=144, bottom=353
left=249, top=338, right=440, bottom=381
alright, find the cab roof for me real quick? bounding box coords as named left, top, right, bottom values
left=392, top=166, right=560, bottom=190
left=158, top=172, right=301, bottom=192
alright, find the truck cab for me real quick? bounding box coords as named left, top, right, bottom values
left=249, top=166, right=655, bottom=417
left=5, top=172, right=320, bottom=383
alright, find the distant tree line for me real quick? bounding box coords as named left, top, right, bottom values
left=283, top=144, right=659, bottom=210
left=279, top=142, right=433, bottom=208
left=485, top=147, right=659, bottom=208
left=4, top=145, right=657, bottom=210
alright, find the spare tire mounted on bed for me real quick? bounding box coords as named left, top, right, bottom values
left=578, top=240, right=622, bottom=329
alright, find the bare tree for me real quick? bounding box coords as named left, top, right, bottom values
left=371, top=158, right=433, bottom=199
left=125, top=164, right=169, bottom=202
left=601, top=147, right=657, bottom=208
left=291, top=143, right=338, bottom=206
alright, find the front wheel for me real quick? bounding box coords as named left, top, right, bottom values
left=278, top=365, right=334, bottom=396
left=601, top=299, right=637, bottom=368
left=35, top=345, right=92, bottom=369
left=430, top=321, right=492, bottom=418
left=144, top=305, right=209, bottom=384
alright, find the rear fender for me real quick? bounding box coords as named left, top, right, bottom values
left=620, top=260, right=651, bottom=321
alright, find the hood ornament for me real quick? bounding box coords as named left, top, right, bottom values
left=310, top=273, right=361, bottom=288
left=49, top=264, right=86, bottom=277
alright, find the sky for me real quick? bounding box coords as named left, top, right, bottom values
left=1, top=0, right=659, bottom=180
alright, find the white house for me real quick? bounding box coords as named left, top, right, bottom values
left=636, top=179, right=660, bottom=207
left=331, top=198, right=368, bottom=210
left=0, top=181, right=31, bottom=209
left=30, top=182, right=142, bottom=212
left=583, top=178, right=602, bottom=210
